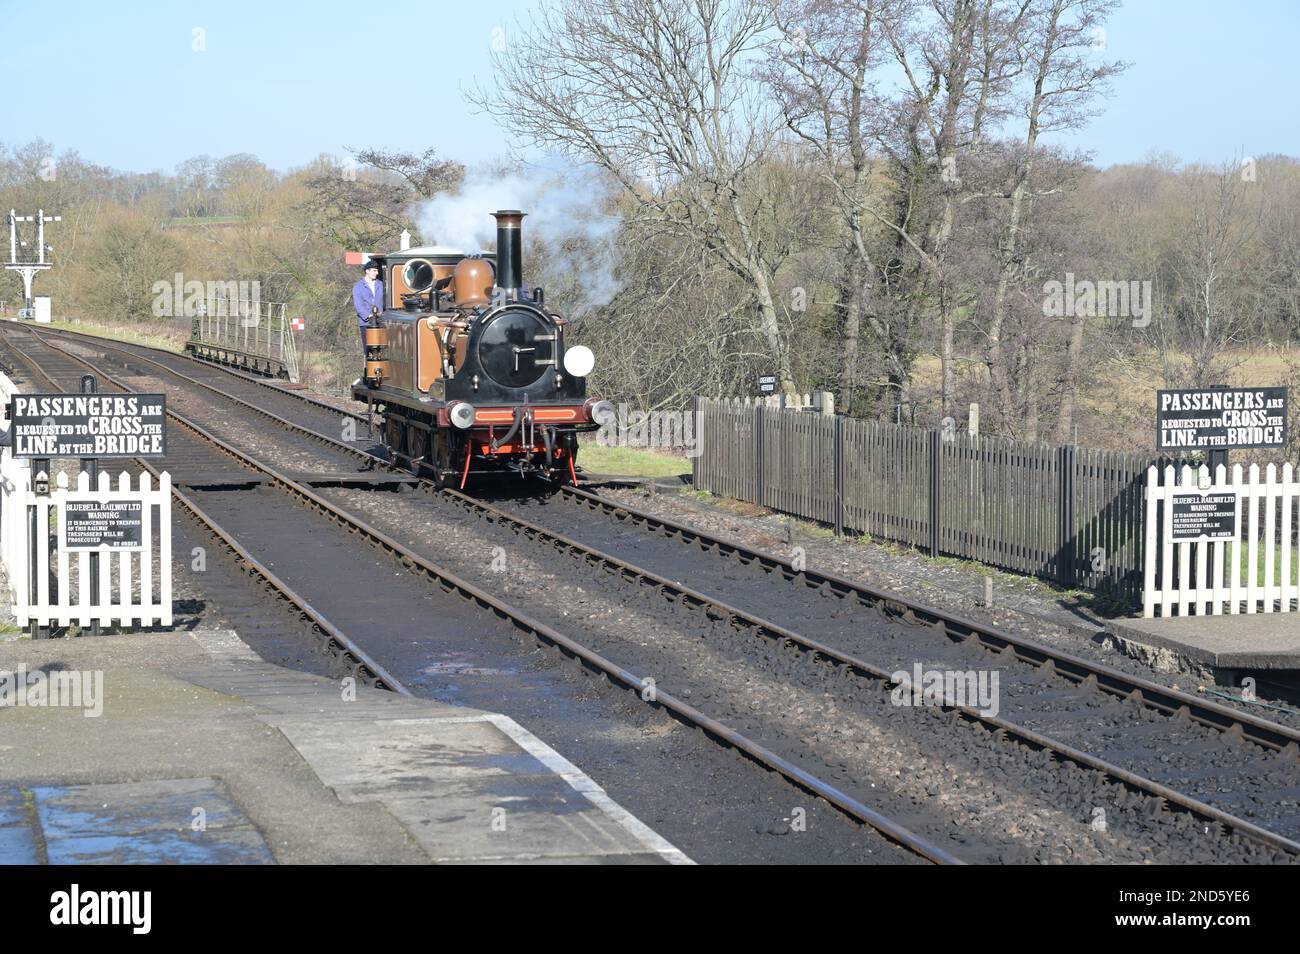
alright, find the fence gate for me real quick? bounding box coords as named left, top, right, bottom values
left=0, top=455, right=172, bottom=629
left=1143, top=462, right=1296, bottom=617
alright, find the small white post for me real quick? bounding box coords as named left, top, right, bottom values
left=1143, top=466, right=1157, bottom=618
left=1230, top=464, right=1244, bottom=614
left=1282, top=463, right=1294, bottom=612
left=1264, top=463, right=1277, bottom=613
left=1160, top=465, right=1176, bottom=616
left=1247, top=464, right=1261, bottom=614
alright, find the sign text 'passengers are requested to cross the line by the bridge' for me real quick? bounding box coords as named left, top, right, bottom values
left=6, top=393, right=167, bottom=458
left=1155, top=387, right=1288, bottom=452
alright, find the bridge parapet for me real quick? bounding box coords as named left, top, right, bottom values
left=186, top=297, right=299, bottom=382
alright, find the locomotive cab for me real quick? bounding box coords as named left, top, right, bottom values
left=352, top=210, right=612, bottom=489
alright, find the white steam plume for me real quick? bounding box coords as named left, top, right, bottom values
left=411, top=162, right=621, bottom=315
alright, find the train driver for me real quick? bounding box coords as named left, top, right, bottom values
left=353, top=260, right=385, bottom=353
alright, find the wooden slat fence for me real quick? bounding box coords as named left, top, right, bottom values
left=693, top=397, right=1158, bottom=605
left=842, top=418, right=929, bottom=549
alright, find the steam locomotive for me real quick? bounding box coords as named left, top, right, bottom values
left=351, top=209, right=614, bottom=488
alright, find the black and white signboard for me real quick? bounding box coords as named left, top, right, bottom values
left=1156, top=388, right=1287, bottom=451
left=7, top=393, right=166, bottom=458
left=60, top=500, right=145, bottom=551
left=757, top=374, right=778, bottom=395
left=1168, top=492, right=1238, bottom=542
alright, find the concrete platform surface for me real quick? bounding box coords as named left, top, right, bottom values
left=1108, top=613, right=1300, bottom=671
left=0, top=628, right=688, bottom=864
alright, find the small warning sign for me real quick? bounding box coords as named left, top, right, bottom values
left=61, top=500, right=144, bottom=550
left=1168, top=492, right=1237, bottom=542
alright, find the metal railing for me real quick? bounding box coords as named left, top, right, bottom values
left=186, top=298, right=299, bottom=382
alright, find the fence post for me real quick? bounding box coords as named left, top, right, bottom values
left=928, top=428, right=941, bottom=557
left=833, top=413, right=844, bottom=536
left=78, top=374, right=102, bottom=638
left=30, top=456, right=49, bottom=640
left=26, top=496, right=37, bottom=638
left=691, top=395, right=700, bottom=491
left=1058, top=443, right=1077, bottom=587
left=755, top=403, right=764, bottom=508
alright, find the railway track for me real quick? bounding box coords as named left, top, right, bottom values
left=556, top=485, right=1300, bottom=743
left=0, top=333, right=406, bottom=691
left=18, top=323, right=1300, bottom=862
left=0, top=324, right=953, bottom=865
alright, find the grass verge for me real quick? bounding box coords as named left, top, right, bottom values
left=578, top=442, right=692, bottom=478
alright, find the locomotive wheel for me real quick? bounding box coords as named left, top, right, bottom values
left=384, top=416, right=403, bottom=464
left=406, top=424, right=427, bottom=475
left=431, top=430, right=454, bottom=489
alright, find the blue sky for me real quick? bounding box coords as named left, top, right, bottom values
left=0, top=0, right=1294, bottom=174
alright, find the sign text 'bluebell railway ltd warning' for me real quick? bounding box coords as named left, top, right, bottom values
left=1156, top=388, right=1288, bottom=451
left=61, top=500, right=145, bottom=550
left=7, top=394, right=167, bottom=458
left=1168, top=492, right=1238, bottom=542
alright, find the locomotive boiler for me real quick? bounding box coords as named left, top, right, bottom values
left=351, top=209, right=614, bottom=488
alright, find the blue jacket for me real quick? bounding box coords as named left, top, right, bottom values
left=352, top=278, right=385, bottom=327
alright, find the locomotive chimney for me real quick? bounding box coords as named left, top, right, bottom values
left=492, top=209, right=525, bottom=302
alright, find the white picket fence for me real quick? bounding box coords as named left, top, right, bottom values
left=0, top=367, right=174, bottom=629
left=0, top=459, right=173, bottom=628
left=1144, top=462, right=1299, bottom=617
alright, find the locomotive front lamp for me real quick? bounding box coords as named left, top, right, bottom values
left=563, top=345, right=595, bottom=377
left=449, top=401, right=477, bottom=429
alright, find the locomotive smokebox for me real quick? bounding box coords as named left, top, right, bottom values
left=492, top=209, right=525, bottom=301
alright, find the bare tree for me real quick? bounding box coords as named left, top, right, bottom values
left=766, top=0, right=889, bottom=414
left=475, top=0, right=799, bottom=391
left=301, top=149, right=462, bottom=249
left=1169, top=160, right=1259, bottom=381
left=771, top=0, right=1029, bottom=418
left=175, top=156, right=217, bottom=218
left=979, top=0, right=1125, bottom=437
left=1256, top=157, right=1300, bottom=346
left=80, top=203, right=185, bottom=324
left=877, top=0, right=1022, bottom=418
left=353, top=148, right=465, bottom=201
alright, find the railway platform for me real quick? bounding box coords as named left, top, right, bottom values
left=1107, top=614, right=1300, bottom=680
left=0, top=627, right=686, bottom=865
